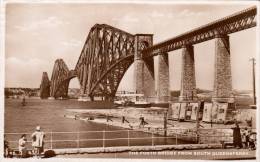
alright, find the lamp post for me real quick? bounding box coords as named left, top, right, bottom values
left=250, top=58, right=256, bottom=105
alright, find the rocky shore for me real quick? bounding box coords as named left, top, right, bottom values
left=64, top=107, right=251, bottom=144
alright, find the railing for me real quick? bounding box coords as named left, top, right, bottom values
left=4, top=128, right=255, bottom=150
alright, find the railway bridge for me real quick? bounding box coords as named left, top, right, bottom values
left=40, top=6, right=257, bottom=103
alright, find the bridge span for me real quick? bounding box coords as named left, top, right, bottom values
left=40, top=6, right=257, bottom=103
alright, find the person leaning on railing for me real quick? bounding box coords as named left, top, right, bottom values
left=31, top=126, right=45, bottom=158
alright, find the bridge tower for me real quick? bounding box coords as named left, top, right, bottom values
left=134, top=34, right=156, bottom=101
left=49, top=59, right=71, bottom=99
left=39, top=72, right=50, bottom=99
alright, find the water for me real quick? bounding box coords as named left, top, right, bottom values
left=5, top=98, right=189, bottom=149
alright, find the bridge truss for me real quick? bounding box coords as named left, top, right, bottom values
left=142, top=6, right=257, bottom=57
left=75, top=24, right=135, bottom=100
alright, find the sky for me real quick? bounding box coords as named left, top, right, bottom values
left=4, top=2, right=257, bottom=91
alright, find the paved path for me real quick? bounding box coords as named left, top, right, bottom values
left=57, top=148, right=256, bottom=160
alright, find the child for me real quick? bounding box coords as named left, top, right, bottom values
left=248, top=131, right=256, bottom=150
left=18, top=134, right=27, bottom=158
left=241, top=132, right=247, bottom=148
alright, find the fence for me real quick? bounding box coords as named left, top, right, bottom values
left=4, top=127, right=255, bottom=150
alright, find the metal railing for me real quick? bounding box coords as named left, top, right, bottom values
left=4, top=128, right=254, bottom=150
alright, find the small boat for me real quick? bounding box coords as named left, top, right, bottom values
left=114, top=93, right=151, bottom=108
left=133, top=101, right=151, bottom=108
left=21, top=97, right=26, bottom=106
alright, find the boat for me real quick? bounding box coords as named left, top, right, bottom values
left=78, top=95, right=92, bottom=101
left=21, top=98, right=26, bottom=106
left=133, top=100, right=151, bottom=108
left=114, top=93, right=151, bottom=108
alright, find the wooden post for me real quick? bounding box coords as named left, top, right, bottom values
left=195, top=101, right=201, bottom=143
left=164, top=111, right=167, bottom=137
left=102, top=130, right=105, bottom=148
left=210, top=105, right=213, bottom=128
left=50, top=131, right=53, bottom=150
left=175, top=134, right=178, bottom=145
left=77, top=132, right=80, bottom=148
left=152, top=131, right=154, bottom=146
left=127, top=130, right=130, bottom=146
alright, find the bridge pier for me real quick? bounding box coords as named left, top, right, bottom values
left=39, top=72, right=50, bottom=99
left=134, top=34, right=156, bottom=102
left=156, top=53, right=169, bottom=103
left=212, top=34, right=234, bottom=103
left=179, top=45, right=197, bottom=102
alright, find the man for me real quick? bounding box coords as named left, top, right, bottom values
left=32, top=126, right=45, bottom=158
left=231, top=123, right=242, bottom=149
left=18, top=134, right=27, bottom=158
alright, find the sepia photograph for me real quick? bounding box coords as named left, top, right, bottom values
left=1, top=0, right=259, bottom=161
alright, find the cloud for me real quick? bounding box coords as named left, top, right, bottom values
left=14, top=16, right=69, bottom=31
left=179, top=9, right=205, bottom=17
left=150, top=11, right=164, bottom=18
left=60, top=39, right=82, bottom=47
left=5, top=57, right=51, bottom=88
left=112, top=14, right=140, bottom=23
left=6, top=57, right=46, bottom=69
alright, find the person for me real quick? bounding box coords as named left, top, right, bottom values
left=122, top=116, right=129, bottom=124
left=244, top=127, right=250, bottom=148
left=106, top=114, right=113, bottom=122
left=139, top=115, right=144, bottom=128
left=22, top=96, right=26, bottom=106
left=139, top=115, right=148, bottom=128
left=231, top=123, right=242, bottom=149
left=248, top=131, right=256, bottom=150
left=4, top=135, right=10, bottom=158
left=18, top=134, right=27, bottom=158
left=31, top=126, right=45, bottom=158
left=241, top=132, right=247, bottom=148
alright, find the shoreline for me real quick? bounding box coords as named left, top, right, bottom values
left=64, top=107, right=249, bottom=144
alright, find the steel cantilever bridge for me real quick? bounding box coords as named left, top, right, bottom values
left=40, top=6, right=257, bottom=101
